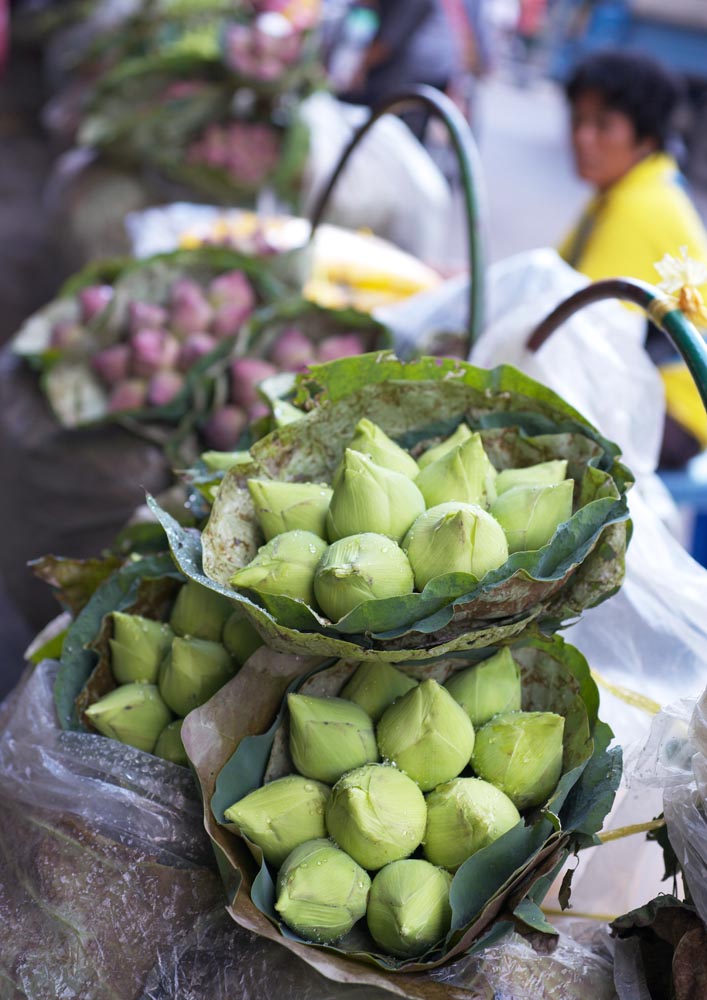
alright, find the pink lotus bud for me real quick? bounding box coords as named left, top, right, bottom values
left=128, top=300, right=168, bottom=335
left=198, top=125, right=227, bottom=168
left=177, top=332, right=218, bottom=371
left=208, top=270, right=256, bottom=309
left=316, top=333, right=366, bottom=363
left=107, top=378, right=148, bottom=413
left=201, top=404, right=248, bottom=450
left=147, top=370, right=185, bottom=407
left=169, top=279, right=214, bottom=336
left=78, top=285, right=113, bottom=322
left=247, top=400, right=271, bottom=421
left=212, top=301, right=253, bottom=339
left=49, top=320, right=86, bottom=352
left=90, top=343, right=131, bottom=385
left=268, top=326, right=315, bottom=370
left=131, top=328, right=180, bottom=377
left=230, top=357, right=278, bottom=407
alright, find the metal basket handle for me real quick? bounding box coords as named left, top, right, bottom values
left=527, top=277, right=707, bottom=414
left=308, top=84, right=486, bottom=355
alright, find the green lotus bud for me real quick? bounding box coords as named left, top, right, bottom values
left=154, top=719, right=188, bottom=766
left=423, top=777, right=520, bottom=870
left=325, top=763, right=427, bottom=870
left=84, top=683, right=172, bottom=753
left=224, top=775, right=330, bottom=867
left=471, top=711, right=565, bottom=810
left=326, top=450, right=425, bottom=543
left=275, top=838, right=371, bottom=943
left=230, top=530, right=327, bottom=606
left=288, top=693, right=378, bottom=784
left=339, top=660, right=418, bottom=722
left=158, top=636, right=236, bottom=717
left=444, top=648, right=521, bottom=727
left=415, top=434, right=497, bottom=508
left=495, top=459, right=568, bottom=495
left=403, top=502, right=508, bottom=591
left=347, top=418, right=419, bottom=479
left=201, top=449, right=251, bottom=472
left=109, top=612, right=174, bottom=684
left=377, top=679, right=475, bottom=791
left=247, top=479, right=333, bottom=541
left=169, top=580, right=234, bottom=641
left=417, top=423, right=473, bottom=470
left=313, top=533, right=414, bottom=622
left=490, top=480, right=574, bottom=553
left=221, top=610, right=263, bottom=666
left=367, top=860, right=452, bottom=957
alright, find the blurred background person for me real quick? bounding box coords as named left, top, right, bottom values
left=559, top=49, right=707, bottom=466
left=341, top=0, right=463, bottom=139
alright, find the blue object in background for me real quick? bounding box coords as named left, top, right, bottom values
left=660, top=452, right=707, bottom=568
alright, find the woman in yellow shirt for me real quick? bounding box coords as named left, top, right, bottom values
left=559, top=50, right=707, bottom=466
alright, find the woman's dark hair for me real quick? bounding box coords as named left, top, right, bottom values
left=565, top=50, right=684, bottom=149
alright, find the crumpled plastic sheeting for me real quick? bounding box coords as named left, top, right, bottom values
left=627, top=686, right=707, bottom=929
left=140, top=921, right=617, bottom=1000
left=0, top=662, right=618, bottom=1000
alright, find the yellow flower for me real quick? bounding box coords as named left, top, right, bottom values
left=654, top=247, right=707, bottom=328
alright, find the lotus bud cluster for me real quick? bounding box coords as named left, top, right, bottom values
left=230, top=419, right=577, bottom=624
left=187, top=121, right=282, bottom=187
left=46, top=267, right=264, bottom=437
left=220, top=651, right=568, bottom=957
left=85, top=580, right=260, bottom=758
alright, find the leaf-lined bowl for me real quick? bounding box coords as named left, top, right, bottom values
left=150, top=353, right=632, bottom=663
left=181, top=633, right=621, bottom=993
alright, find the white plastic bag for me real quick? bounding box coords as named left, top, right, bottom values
left=298, top=92, right=453, bottom=262
left=629, top=686, right=707, bottom=928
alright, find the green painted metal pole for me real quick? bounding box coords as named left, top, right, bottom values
left=527, top=277, right=707, bottom=414
left=308, top=85, right=486, bottom=355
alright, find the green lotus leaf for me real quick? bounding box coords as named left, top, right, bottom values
left=191, top=633, right=621, bottom=977
left=150, top=354, right=632, bottom=661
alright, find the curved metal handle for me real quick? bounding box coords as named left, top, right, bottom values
left=527, top=277, right=707, bottom=414
left=308, top=85, right=486, bottom=354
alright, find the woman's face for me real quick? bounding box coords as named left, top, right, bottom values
left=570, top=90, right=656, bottom=191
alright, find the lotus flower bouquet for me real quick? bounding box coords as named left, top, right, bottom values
left=151, top=353, right=632, bottom=663
left=11, top=248, right=277, bottom=435
left=51, top=551, right=264, bottom=761
left=181, top=633, right=621, bottom=984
